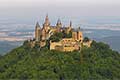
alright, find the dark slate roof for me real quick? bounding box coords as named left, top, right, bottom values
left=57, top=18, right=61, bottom=24
left=36, top=22, right=40, bottom=28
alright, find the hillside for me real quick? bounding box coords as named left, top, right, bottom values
left=0, top=41, right=22, bottom=55
left=0, top=41, right=120, bottom=79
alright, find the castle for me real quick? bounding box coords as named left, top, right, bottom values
left=29, top=15, right=92, bottom=51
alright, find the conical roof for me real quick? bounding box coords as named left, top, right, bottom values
left=36, top=22, right=40, bottom=28
left=57, top=18, right=61, bottom=25
left=44, top=14, right=50, bottom=25
left=70, top=21, right=72, bottom=27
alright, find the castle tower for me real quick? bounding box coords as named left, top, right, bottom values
left=41, top=29, right=46, bottom=40
left=77, top=27, right=83, bottom=43
left=56, top=18, right=62, bottom=32
left=56, top=18, right=62, bottom=27
left=66, top=21, right=72, bottom=34
left=43, top=14, right=50, bottom=32
left=72, top=27, right=83, bottom=42
left=70, top=21, right=72, bottom=27
left=35, top=22, right=41, bottom=41
left=72, top=31, right=77, bottom=40
left=44, top=14, right=50, bottom=26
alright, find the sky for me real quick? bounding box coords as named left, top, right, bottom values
left=0, top=0, right=120, bottom=7
left=0, top=0, right=120, bottom=17
left=0, top=0, right=120, bottom=43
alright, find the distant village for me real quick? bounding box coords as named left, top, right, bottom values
left=28, top=15, right=92, bottom=52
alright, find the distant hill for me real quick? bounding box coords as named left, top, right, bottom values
left=95, top=36, right=120, bottom=52
left=0, top=41, right=120, bottom=79
left=0, top=41, right=22, bottom=55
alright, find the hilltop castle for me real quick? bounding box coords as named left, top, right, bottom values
left=29, top=15, right=92, bottom=52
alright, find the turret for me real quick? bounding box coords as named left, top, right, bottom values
left=56, top=18, right=62, bottom=32
left=36, top=22, right=40, bottom=29
left=35, top=22, right=41, bottom=41
left=72, top=27, right=83, bottom=42
left=72, top=30, right=77, bottom=40
left=41, top=28, right=46, bottom=40
left=43, top=14, right=50, bottom=32
left=56, top=18, right=62, bottom=27
left=70, top=21, right=72, bottom=27
left=44, top=14, right=50, bottom=26
left=77, top=27, right=83, bottom=42
left=78, top=27, right=80, bottom=31
left=66, top=21, right=72, bottom=34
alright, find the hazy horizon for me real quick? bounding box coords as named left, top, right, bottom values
left=0, top=0, right=120, bottom=54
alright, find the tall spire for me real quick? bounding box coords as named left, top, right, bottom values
left=44, top=14, right=50, bottom=25
left=78, top=27, right=81, bottom=31
left=70, top=21, right=72, bottom=27
left=35, top=22, right=40, bottom=41
left=57, top=18, right=61, bottom=25
left=36, top=22, right=40, bottom=28
left=45, top=14, right=48, bottom=21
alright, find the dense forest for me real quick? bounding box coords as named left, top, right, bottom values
left=0, top=40, right=120, bottom=79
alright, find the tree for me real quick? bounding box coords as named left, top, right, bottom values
left=83, top=37, right=90, bottom=42
left=49, top=32, right=63, bottom=42
left=0, top=40, right=120, bottom=79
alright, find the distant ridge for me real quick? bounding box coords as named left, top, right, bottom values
left=96, top=36, right=120, bottom=52
left=0, top=41, right=22, bottom=55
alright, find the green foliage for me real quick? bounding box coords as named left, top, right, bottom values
left=49, top=31, right=72, bottom=42
left=49, top=35, right=60, bottom=42
left=49, top=32, right=63, bottom=42
left=23, top=40, right=31, bottom=49
left=91, top=40, right=110, bottom=51
left=63, top=31, right=72, bottom=38
left=83, top=37, right=90, bottom=42
left=0, top=41, right=120, bottom=79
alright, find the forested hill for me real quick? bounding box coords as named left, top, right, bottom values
left=0, top=41, right=120, bottom=79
